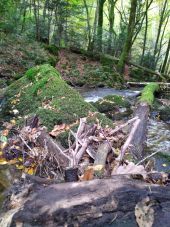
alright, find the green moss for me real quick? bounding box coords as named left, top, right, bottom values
left=44, top=44, right=59, bottom=55
left=3, top=64, right=113, bottom=131
left=93, top=95, right=130, bottom=113
left=140, top=83, right=159, bottom=106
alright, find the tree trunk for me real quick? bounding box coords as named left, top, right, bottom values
left=20, top=0, right=27, bottom=33
left=155, top=15, right=169, bottom=68
left=1, top=175, right=170, bottom=227
left=161, top=37, right=170, bottom=74
left=97, top=0, right=106, bottom=50
left=83, top=0, right=92, bottom=51
left=128, top=83, right=159, bottom=160
left=117, top=0, right=137, bottom=73
left=140, top=0, right=149, bottom=65
left=153, top=0, right=168, bottom=69
left=33, top=0, right=40, bottom=41
left=107, top=0, right=117, bottom=53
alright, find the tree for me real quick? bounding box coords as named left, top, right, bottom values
left=97, top=0, right=106, bottom=50
left=107, top=0, right=118, bottom=53
left=161, top=37, right=170, bottom=74
left=117, top=0, right=138, bottom=73
left=153, top=0, right=169, bottom=69
left=83, top=0, right=92, bottom=51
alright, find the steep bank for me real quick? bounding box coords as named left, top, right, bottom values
left=0, top=32, right=56, bottom=86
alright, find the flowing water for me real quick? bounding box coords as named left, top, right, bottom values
left=79, top=87, right=141, bottom=102
left=79, top=87, right=170, bottom=172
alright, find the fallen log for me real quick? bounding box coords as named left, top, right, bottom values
left=127, top=83, right=159, bottom=160
left=1, top=175, right=170, bottom=227
left=127, top=81, right=170, bottom=91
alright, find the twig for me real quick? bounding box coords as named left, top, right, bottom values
left=111, top=117, right=138, bottom=135
left=19, top=135, right=35, bottom=157
left=51, top=140, right=72, bottom=163
left=136, top=150, right=161, bottom=166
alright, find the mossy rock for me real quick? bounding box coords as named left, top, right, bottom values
left=92, top=95, right=131, bottom=113
left=2, top=64, right=113, bottom=131
left=159, top=107, right=170, bottom=122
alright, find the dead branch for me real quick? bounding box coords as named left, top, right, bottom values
left=117, top=118, right=140, bottom=161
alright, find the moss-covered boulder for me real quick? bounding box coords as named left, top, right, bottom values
left=2, top=64, right=113, bottom=130
left=92, top=95, right=132, bottom=120
left=92, top=95, right=131, bottom=112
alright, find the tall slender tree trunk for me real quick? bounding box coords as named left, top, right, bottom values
left=155, top=15, right=169, bottom=67
left=117, top=0, right=137, bottom=73
left=107, top=0, right=117, bottom=53
left=140, top=0, right=149, bottom=65
left=141, top=14, right=148, bottom=65
left=153, top=0, right=168, bottom=69
left=21, top=4, right=27, bottom=33
left=97, top=0, right=106, bottom=50
left=161, top=37, right=170, bottom=74
left=33, top=0, right=40, bottom=41
left=91, top=2, right=98, bottom=51
left=83, top=0, right=92, bottom=51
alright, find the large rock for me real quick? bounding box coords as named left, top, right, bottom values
left=159, top=106, right=170, bottom=122
left=1, top=64, right=113, bottom=130
left=92, top=95, right=132, bottom=120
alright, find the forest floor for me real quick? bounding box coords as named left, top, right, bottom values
left=0, top=33, right=56, bottom=88
left=55, top=49, right=124, bottom=88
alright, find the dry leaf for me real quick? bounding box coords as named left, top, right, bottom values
left=0, top=157, right=8, bottom=165
left=80, top=168, right=94, bottom=181
left=2, top=129, right=9, bottom=136
left=135, top=197, right=155, bottom=227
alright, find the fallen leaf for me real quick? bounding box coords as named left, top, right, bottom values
left=0, top=158, right=8, bottom=165
left=80, top=168, right=94, bottom=181
left=2, top=129, right=9, bottom=137
left=135, top=197, right=155, bottom=227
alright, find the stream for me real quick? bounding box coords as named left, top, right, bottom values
left=79, top=87, right=170, bottom=172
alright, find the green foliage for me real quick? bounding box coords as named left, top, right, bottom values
left=140, top=83, right=159, bottom=105
left=44, top=44, right=59, bottom=55
left=142, top=52, right=155, bottom=70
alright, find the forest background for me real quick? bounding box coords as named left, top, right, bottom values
left=0, top=0, right=170, bottom=77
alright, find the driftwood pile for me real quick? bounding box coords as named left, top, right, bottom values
left=0, top=114, right=168, bottom=184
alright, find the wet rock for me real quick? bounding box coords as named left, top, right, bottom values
left=159, top=106, right=170, bottom=122
left=92, top=95, right=132, bottom=120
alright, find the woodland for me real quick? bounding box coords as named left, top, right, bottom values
left=0, top=0, right=170, bottom=226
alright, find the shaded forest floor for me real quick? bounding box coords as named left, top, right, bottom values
left=0, top=32, right=163, bottom=93
left=56, top=49, right=124, bottom=88
left=0, top=33, right=56, bottom=87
